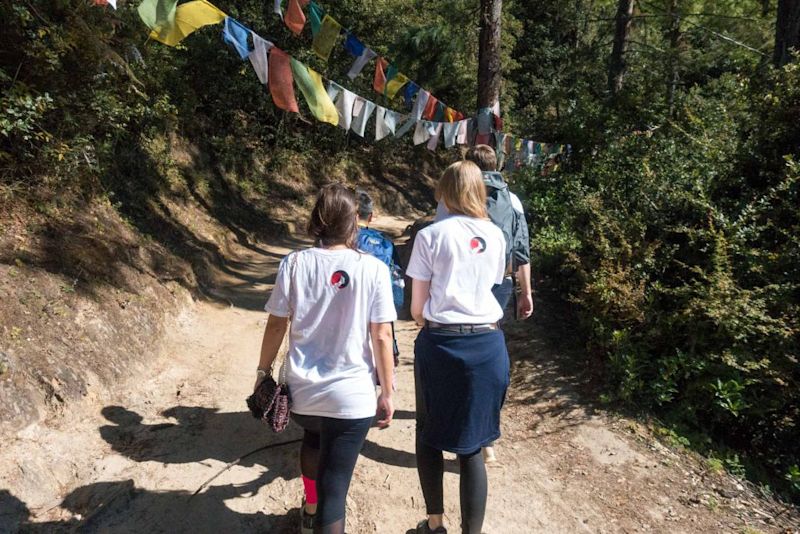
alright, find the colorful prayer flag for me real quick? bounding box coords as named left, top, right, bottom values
left=421, top=95, right=438, bottom=121
left=432, top=101, right=446, bottom=122
left=351, top=97, right=376, bottom=137
left=222, top=17, right=251, bottom=60
left=384, top=71, right=408, bottom=100
left=249, top=32, right=273, bottom=85
left=373, top=57, right=388, bottom=94
left=312, top=15, right=341, bottom=60
left=411, top=89, right=430, bottom=120
left=477, top=107, right=493, bottom=134
left=413, top=121, right=431, bottom=145
left=268, top=47, right=299, bottom=113
left=308, top=2, right=325, bottom=36
left=284, top=0, right=308, bottom=36
left=456, top=119, right=468, bottom=145
left=291, top=59, right=338, bottom=126
left=148, top=0, right=226, bottom=47
left=138, top=0, right=178, bottom=37
left=394, top=116, right=416, bottom=138
left=444, top=107, right=456, bottom=123
left=403, top=82, right=419, bottom=109
left=427, top=123, right=443, bottom=151
left=347, top=47, right=377, bottom=80
left=344, top=33, right=365, bottom=57
left=331, top=83, right=356, bottom=130
left=443, top=122, right=459, bottom=148
left=375, top=107, right=398, bottom=141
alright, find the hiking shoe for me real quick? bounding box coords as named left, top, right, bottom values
left=301, top=506, right=316, bottom=534
left=416, top=519, right=447, bottom=534
left=482, top=446, right=497, bottom=463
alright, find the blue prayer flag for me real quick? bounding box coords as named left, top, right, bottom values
left=344, top=32, right=365, bottom=57
left=222, top=17, right=251, bottom=60
left=403, top=82, right=419, bottom=109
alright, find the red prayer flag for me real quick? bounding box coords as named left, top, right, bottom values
left=422, top=95, right=438, bottom=120
left=268, top=48, right=300, bottom=113
left=493, top=113, right=504, bottom=131
left=284, top=0, right=308, bottom=36
left=373, top=57, right=388, bottom=94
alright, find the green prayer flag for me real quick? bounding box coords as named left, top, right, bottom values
left=290, top=58, right=339, bottom=126
left=137, top=0, right=179, bottom=36
left=308, top=1, right=325, bottom=36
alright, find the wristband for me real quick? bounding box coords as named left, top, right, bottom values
left=256, top=369, right=268, bottom=379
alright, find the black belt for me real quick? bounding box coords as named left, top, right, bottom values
left=425, top=321, right=498, bottom=333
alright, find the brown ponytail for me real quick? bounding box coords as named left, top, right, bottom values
left=307, top=183, right=359, bottom=249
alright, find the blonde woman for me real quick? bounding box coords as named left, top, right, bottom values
left=406, top=161, right=510, bottom=534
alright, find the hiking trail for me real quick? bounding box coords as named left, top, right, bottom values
left=1, top=215, right=797, bottom=534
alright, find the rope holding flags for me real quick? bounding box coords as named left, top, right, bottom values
left=124, top=0, right=568, bottom=167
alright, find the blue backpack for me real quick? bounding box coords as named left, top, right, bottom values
left=357, top=227, right=405, bottom=310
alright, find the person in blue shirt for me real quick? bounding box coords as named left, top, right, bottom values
left=356, top=190, right=403, bottom=365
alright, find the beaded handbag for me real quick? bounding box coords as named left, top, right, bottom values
left=247, top=253, right=297, bottom=433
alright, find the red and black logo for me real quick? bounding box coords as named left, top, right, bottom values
left=331, top=270, right=350, bottom=289
left=469, top=236, right=487, bottom=254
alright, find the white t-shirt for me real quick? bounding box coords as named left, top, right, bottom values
left=406, top=216, right=506, bottom=324
left=265, top=248, right=397, bottom=419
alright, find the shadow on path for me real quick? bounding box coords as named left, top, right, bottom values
left=3, top=479, right=296, bottom=533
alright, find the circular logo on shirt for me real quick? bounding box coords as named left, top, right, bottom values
left=469, top=236, right=487, bottom=254
left=330, top=270, right=350, bottom=289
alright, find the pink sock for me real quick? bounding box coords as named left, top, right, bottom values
left=302, top=475, right=318, bottom=505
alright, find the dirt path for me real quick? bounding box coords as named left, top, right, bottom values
left=2, top=216, right=798, bottom=534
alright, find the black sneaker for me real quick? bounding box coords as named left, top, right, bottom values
left=416, top=519, right=447, bottom=534
left=301, top=506, right=316, bottom=534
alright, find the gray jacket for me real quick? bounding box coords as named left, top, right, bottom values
left=483, top=172, right=530, bottom=272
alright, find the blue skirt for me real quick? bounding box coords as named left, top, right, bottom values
left=414, top=328, right=510, bottom=454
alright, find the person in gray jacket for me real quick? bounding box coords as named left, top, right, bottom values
left=436, top=145, right=533, bottom=322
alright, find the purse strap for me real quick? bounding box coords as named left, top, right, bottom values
left=275, top=251, right=298, bottom=385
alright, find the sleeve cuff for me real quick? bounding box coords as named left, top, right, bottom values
left=371, top=313, right=398, bottom=324
left=264, top=304, right=290, bottom=317
left=405, top=268, right=432, bottom=281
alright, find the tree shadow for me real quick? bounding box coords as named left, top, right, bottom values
left=502, top=295, right=599, bottom=435
left=98, top=405, right=300, bottom=474
left=4, top=478, right=296, bottom=533
left=360, top=440, right=459, bottom=474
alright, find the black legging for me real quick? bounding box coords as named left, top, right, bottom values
left=292, top=413, right=372, bottom=534
left=415, top=360, right=488, bottom=534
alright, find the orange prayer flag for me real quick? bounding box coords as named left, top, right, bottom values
left=268, top=47, right=299, bottom=113
left=444, top=107, right=456, bottom=123
left=422, top=95, right=438, bottom=120
left=373, top=57, right=388, bottom=94
left=284, top=0, right=308, bottom=36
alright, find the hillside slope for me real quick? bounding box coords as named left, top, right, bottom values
left=0, top=139, right=440, bottom=434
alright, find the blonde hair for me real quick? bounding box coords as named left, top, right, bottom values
left=436, top=161, right=488, bottom=219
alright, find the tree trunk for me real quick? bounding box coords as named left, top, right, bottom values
left=665, top=0, right=682, bottom=116
left=608, top=0, right=635, bottom=96
left=774, top=0, right=800, bottom=66
left=477, top=0, right=502, bottom=110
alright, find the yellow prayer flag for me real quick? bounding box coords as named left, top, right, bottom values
left=384, top=73, right=408, bottom=100
left=312, top=15, right=342, bottom=61
left=149, top=0, right=226, bottom=47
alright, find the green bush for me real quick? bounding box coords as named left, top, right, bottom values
left=522, top=67, right=800, bottom=498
